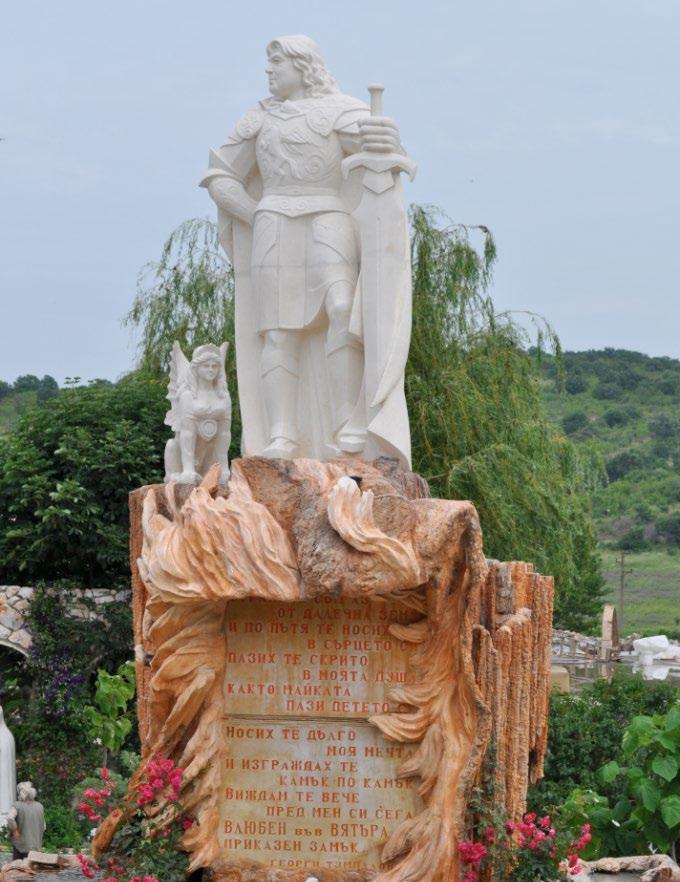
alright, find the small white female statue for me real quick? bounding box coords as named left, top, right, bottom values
left=164, top=341, right=231, bottom=486
left=0, top=704, right=16, bottom=820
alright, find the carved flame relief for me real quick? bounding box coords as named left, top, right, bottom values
left=93, top=457, right=553, bottom=882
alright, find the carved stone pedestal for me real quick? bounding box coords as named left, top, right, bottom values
left=93, top=457, right=553, bottom=882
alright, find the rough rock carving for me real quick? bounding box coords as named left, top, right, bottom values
left=93, top=457, right=553, bottom=882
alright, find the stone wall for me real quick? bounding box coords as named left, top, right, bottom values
left=0, top=587, right=131, bottom=655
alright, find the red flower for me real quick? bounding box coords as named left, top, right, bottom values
left=539, top=815, right=551, bottom=829
left=181, top=817, right=194, bottom=831
left=101, top=767, right=110, bottom=782
left=458, top=841, right=488, bottom=865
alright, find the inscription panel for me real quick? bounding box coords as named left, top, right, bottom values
left=224, top=596, right=420, bottom=717
left=221, top=720, right=419, bottom=869
left=221, top=597, right=422, bottom=869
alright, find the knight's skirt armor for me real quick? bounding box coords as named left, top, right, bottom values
left=251, top=210, right=359, bottom=332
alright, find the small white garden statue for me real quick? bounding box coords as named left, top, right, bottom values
left=164, top=341, right=231, bottom=486
left=0, top=704, right=16, bottom=821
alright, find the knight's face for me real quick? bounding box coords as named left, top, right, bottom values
left=266, top=50, right=304, bottom=100
left=198, top=360, right=219, bottom=382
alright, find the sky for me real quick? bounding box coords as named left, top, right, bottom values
left=1, top=0, right=678, bottom=383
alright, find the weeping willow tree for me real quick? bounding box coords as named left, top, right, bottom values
left=407, top=206, right=603, bottom=630
left=125, top=209, right=604, bottom=630
left=124, top=217, right=242, bottom=454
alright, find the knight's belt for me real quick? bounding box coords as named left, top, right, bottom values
left=257, top=188, right=347, bottom=217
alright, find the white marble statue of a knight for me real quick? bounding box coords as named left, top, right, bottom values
left=201, top=35, right=415, bottom=467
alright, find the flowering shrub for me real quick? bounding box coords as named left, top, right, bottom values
left=76, top=757, right=192, bottom=882
left=458, top=812, right=591, bottom=882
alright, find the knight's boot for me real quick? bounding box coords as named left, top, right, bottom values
left=261, top=343, right=300, bottom=459
left=326, top=331, right=365, bottom=453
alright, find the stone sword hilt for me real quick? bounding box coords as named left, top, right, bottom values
left=341, top=83, right=417, bottom=181
left=368, top=83, right=384, bottom=116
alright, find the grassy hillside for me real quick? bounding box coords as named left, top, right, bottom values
left=600, top=548, right=680, bottom=637
left=540, top=349, right=680, bottom=550
left=540, top=349, right=680, bottom=634
left=0, top=374, right=59, bottom=434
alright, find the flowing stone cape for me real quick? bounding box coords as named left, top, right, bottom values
left=93, top=458, right=553, bottom=882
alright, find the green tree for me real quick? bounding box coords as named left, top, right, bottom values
left=36, top=374, right=59, bottom=402
left=124, top=217, right=233, bottom=377
left=13, top=374, right=41, bottom=392
left=0, top=376, right=167, bottom=586
left=406, top=207, right=603, bottom=629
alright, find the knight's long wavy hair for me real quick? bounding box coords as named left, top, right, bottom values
left=267, top=35, right=339, bottom=98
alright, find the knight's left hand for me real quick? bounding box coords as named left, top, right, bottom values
left=359, top=116, right=401, bottom=153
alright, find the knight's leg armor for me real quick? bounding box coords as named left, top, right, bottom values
left=325, top=281, right=365, bottom=452
left=261, top=329, right=301, bottom=458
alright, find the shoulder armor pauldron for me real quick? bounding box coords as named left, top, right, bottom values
left=229, top=108, right=264, bottom=142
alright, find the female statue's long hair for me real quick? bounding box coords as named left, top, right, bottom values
left=267, top=35, right=339, bottom=97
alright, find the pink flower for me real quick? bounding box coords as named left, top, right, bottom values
left=524, top=812, right=537, bottom=823
left=151, top=777, right=164, bottom=790
left=181, top=817, right=194, bottom=831
left=483, top=826, right=495, bottom=844
left=506, top=820, right=516, bottom=833
left=162, top=758, right=174, bottom=773
left=539, top=815, right=551, bottom=829
left=458, top=841, right=488, bottom=864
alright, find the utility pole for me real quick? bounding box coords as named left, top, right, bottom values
left=615, top=551, right=633, bottom=633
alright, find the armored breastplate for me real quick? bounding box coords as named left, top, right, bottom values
left=255, top=103, right=345, bottom=194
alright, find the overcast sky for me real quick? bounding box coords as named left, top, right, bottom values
left=1, top=0, right=678, bottom=383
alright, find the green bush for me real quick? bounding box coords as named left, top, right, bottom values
left=606, top=449, right=644, bottom=482
left=528, top=671, right=678, bottom=811
left=603, top=409, right=630, bottom=428
left=650, top=414, right=679, bottom=440
left=43, top=803, right=88, bottom=851
left=656, top=510, right=680, bottom=546
left=593, top=382, right=623, bottom=401
left=560, top=706, right=680, bottom=858
left=617, top=525, right=649, bottom=552
left=565, top=373, right=587, bottom=395
left=562, top=411, right=588, bottom=435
